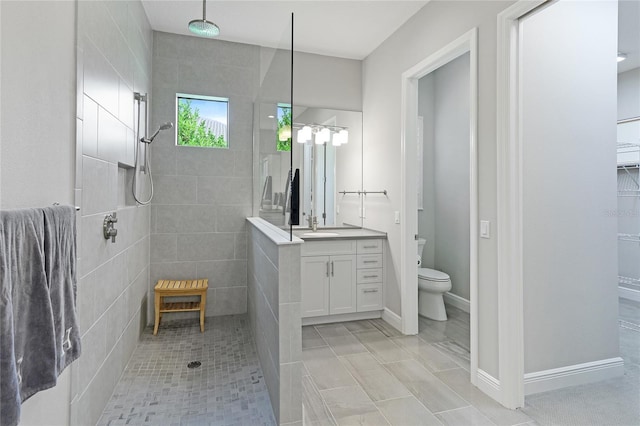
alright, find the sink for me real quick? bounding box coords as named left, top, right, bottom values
left=302, top=232, right=340, bottom=237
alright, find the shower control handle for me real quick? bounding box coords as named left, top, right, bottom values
left=103, top=213, right=118, bottom=243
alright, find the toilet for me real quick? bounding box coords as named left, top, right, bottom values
left=417, top=238, right=452, bottom=321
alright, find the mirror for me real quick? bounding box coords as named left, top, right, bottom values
left=292, top=107, right=363, bottom=228
left=255, top=105, right=363, bottom=229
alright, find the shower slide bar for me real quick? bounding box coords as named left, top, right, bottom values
left=339, top=190, right=388, bottom=196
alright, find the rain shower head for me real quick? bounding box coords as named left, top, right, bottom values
left=189, top=0, right=220, bottom=38
left=142, top=122, right=173, bottom=144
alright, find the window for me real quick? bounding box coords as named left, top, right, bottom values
left=177, top=94, right=228, bottom=148
left=277, top=104, right=291, bottom=152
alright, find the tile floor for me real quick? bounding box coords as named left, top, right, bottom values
left=98, top=301, right=638, bottom=425
left=97, top=315, right=275, bottom=426
left=301, top=306, right=534, bottom=426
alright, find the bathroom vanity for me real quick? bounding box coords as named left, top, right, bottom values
left=294, top=228, right=386, bottom=325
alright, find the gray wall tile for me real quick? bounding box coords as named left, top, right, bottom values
left=196, top=260, right=247, bottom=288
left=217, top=206, right=252, bottom=232
left=152, top=175, right=197, bottom=204
left=176, top=233, right=236, bottom=261
left=155, top=204, right=217, bottom=233
left=150, top=234, right=177, bottom=262
left=197, top=176, right=252, bottom=205
left=212, top=287, right=247, bottom=315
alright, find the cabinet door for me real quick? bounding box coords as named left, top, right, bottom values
left=301, top=256, right=330, bottom=318
left=329, top=255, right=357, bottom=315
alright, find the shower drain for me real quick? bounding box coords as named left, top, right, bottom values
left=187, top=361, right=202, bottom=369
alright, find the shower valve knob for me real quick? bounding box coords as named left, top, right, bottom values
left=103, top=213, right=118, bottom=243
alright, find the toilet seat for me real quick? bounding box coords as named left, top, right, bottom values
left=418, top=268, right=450, bottom=282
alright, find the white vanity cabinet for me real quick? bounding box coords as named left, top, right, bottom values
left=301, top=240, right=357, bottom=317
left=301, top=238, right=384, bottom=319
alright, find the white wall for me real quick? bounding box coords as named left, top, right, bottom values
left=521, top=0, right=619, bottom=373
left=294, top=51, right=362, bottom=111
left=363, top=0, right=512, bottom=378
left=0, top=1, right=76, bottom=424
left=0, top=0, right=75, bottom=210
left=418, top=53, right=471, bottom=301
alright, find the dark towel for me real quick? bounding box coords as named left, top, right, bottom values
left=290, top=168, right=300, bottom=225
left=43, top=206, right=81, bottom=376
left=0, top=208, right=56, bottom=426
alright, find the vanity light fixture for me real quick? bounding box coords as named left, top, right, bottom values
left=617, top=52, right=627, bottom=62
left=189, top=0, right=220, bottom=38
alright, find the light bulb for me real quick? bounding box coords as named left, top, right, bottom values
left=296, top=128, right=307, bottom=144
left=315, top=127, right=330, bottom=145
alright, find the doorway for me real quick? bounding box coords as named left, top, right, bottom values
left=400, top=28, right=479, bottom=385
left=497, top=0, right=622, bottom=409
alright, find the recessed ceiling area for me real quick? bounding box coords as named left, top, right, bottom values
left=141, top=0, right=428, bottom=60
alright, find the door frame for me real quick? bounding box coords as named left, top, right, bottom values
left=496, top=0, right=547, bottom=409
left=400, top=28, right=479, bottom=382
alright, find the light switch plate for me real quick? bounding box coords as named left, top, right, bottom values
left=480, top=220, right=491, bottom=239
left=394, top=211, right=400, bottom=224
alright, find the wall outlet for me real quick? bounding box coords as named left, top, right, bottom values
left=480, top=220, right=491, bottom=239
left=394, top=211, right=400, bottom=224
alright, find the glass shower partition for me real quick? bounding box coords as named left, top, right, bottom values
left=253, top=14, right=294, bottom=240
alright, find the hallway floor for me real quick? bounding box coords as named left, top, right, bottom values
left=521, top=298, right=640, bottom=426
left=301, top=306, right=535, bottom=426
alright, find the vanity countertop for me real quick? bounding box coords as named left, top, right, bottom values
left=293, top=227, right=387, bottom=241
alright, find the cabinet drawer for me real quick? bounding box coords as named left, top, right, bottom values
left=357, top=254, right=383, bottom=269
left=302, top=240, right=357, bottom=256
left=357, top=268, right=383, bottom=284
left=357, top=283, right=383, bottom=312
left=357, top=239, right=383, bottom=254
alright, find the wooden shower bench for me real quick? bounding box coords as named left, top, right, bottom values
left=153, top=279, right=208, bottom=335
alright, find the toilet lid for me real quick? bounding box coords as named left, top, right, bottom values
left=418, top=268, right=450, bottom=282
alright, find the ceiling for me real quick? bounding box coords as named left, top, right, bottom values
left=142, top=1, right=638, bottom=69
left=141, top=0, right=429, bottom=60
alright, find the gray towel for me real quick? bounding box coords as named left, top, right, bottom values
left=43, top=206, right=81, bottom=375
left=0, top=206, right=80, bottom=426
left=0, top=208, right=57, bottom=426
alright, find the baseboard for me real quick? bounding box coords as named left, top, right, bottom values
left=302, top=310, right=381, bottom=326
left=619, top=286, right=640, bottom=302
left=381, top=308, right=403, bottom=332
left=524, top=357, right=624, bottom=395
left=443, top=292, right=470, bottom=313
left=476, top=369, right=501, bottom=402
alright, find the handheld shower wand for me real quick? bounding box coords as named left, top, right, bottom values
left=141, top=122, right=173, bottom=144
